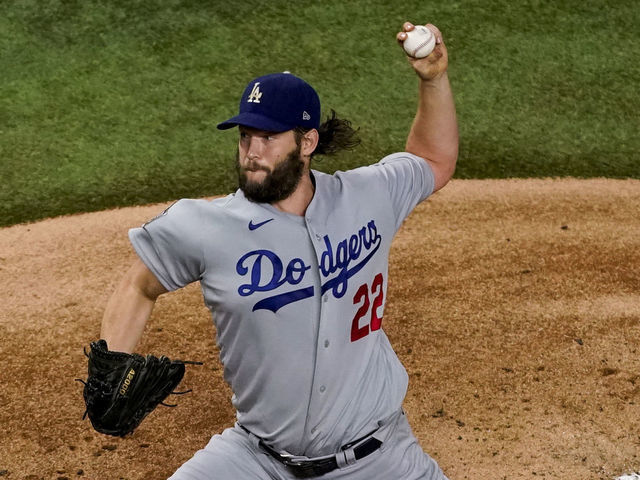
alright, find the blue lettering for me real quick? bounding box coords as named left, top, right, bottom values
left=366, top=220, right=377, bottom=248
left=319, top=220, right=382, bottom=298
left=252, top=286, right=315, bottom=312
left=336, top=239, right=348, bottom=270
left=236, top=250, right=310, bottom=297
left=321, top=239, right=381, bottom=298
left=286, top=258, right=308, bottom=285
left=348, top=233, right=361, bottom=259
left=320, top=237, right=335, bottom=275
left=236, top=250, right=285, bottom=296
left=236, top=219, right=382, bottom=311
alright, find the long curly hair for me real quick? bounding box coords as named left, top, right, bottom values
left=294, top=109, right=361, bottom=158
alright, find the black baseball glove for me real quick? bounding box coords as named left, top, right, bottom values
left=78, top=339, right=202, bottom=437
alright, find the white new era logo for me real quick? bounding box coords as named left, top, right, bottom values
left=302, top=111, right=311, bottom=121
left=247, top=82, right=262, bottom=103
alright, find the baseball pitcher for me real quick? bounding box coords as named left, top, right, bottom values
left=80, top=22, right=458, bottom=479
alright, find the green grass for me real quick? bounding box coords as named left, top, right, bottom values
left=1, top=0, right=638, bottom=226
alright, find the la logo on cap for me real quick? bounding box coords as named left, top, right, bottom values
left=247, top=82, right=262, bottom=103
left=216, top=72, right=320, bottom=132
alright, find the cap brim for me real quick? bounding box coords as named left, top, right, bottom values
left=216, top=112, right=294, bottom=132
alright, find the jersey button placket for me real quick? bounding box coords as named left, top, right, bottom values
left=307, top=217, right=331, bottom=440
left=305, top=218, right=322, bottom=242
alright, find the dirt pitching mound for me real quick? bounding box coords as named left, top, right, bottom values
left=0, top=178, right=639, bottom=480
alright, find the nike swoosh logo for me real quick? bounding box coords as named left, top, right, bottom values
left=248, top=218, right=274, bottom=231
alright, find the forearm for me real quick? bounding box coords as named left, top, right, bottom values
left=100, top=260, right=165, bottom=353
left=100, top=282, right=155, bottom=353
left=406, top=73, right=458, bottom=190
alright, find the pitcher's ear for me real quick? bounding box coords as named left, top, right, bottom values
left=301, top=128, right=319, bottom=157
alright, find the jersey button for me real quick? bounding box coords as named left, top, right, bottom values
left=324, top=340, right=330, bottom=348
left=319, top=385, right=326, bottom=393
left=315, top=234, right=321, bottom=240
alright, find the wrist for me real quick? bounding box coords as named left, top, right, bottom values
left=418, top=70, right=449, bottom=86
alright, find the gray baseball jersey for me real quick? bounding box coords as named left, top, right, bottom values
left=129, top=152, right=434, bottom=458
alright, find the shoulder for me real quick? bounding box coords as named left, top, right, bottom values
left=165, top=194, right=241, bottom=217
left=140, top=196, right=229, bottom=231
left=378, top=151, right=434, bottom=172
left=318, top=152, right=433, bottom=185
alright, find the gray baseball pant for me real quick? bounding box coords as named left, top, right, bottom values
left=168, top=411, right=448, bottom=480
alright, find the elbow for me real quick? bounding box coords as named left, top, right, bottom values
left=433, top=165, right=455, bottom=192
left=127, top=259, right=169, bottom=301
left=427, top=149, right=458, bottom=192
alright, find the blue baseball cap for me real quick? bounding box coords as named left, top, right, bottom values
left=217, top=72, right=321, bottom=132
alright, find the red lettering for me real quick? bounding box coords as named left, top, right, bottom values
left=351, top=283, right=370, bottom=342
left=350, top=274, right=385, bottom=342
left=370, top=273, right=384, bottom=331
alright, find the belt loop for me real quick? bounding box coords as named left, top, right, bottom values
left=335, top=446, right=357, bottom=468
left=238, top=423, right=262, bottom=450
left=249, top=432, right=261, bottom=450
left=344, top=447, right=357, bottom=466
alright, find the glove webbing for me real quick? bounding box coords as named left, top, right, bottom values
left=76, top=348, right=203, bottom=416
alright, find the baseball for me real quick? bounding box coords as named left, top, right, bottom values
left=402, top=25, right=436, bottom=58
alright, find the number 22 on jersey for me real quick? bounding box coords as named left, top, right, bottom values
left=351, top=273, right=384, bottom=342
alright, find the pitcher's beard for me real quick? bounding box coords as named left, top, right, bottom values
left=237, top=145, right=305, bottom=203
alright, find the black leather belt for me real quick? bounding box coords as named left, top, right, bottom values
left=239, top=425, right=382, bottom=478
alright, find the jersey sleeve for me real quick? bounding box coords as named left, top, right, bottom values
left=370, top=152, right=436, bottom=231
left=128, top=199, right=204, bottom=291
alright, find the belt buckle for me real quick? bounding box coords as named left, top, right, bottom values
left=281, top=454, right=335, bottom=477
left=282, top=458, right=319, bottom=478
left=280, top=454, right=312, bottom=467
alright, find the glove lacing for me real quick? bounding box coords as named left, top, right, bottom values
left=76, top=348, right=203, bottom=416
